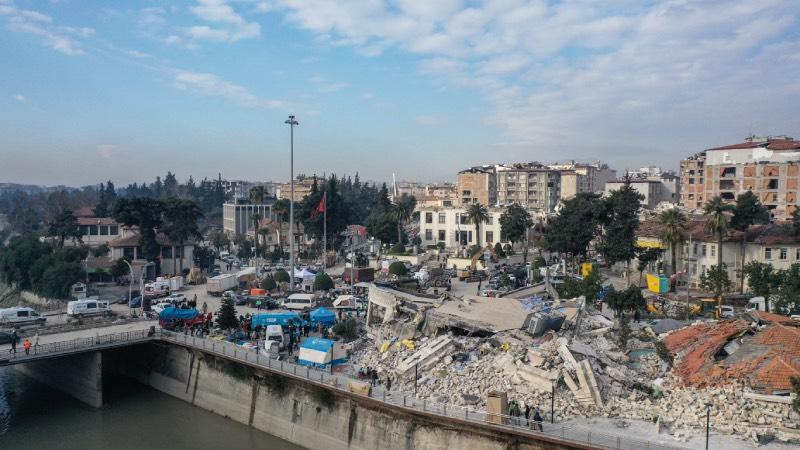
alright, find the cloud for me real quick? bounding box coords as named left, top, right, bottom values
left=276, top=0, right=800, bottom=166
left=0, top=1, right=90, bottom=55
left=186, top=0, right=261, bottom=42
left=97, top=144, right=117, bottom=158
left=13, top=94, right=24, bottom=101
left=174, top=70, right=284, bottom=109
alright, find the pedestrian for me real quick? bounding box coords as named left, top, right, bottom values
left=533, top=408, right=544, bottom=431
left=34, top=333, right=39, bottom=354
left=634, top=308, right=641, bottom=323
left=23, top=338, right=32, bottom=356
left=386, top=376, right=392, bottom=392
left=9, top=330, right=18, bottom=354
left=371, top=369, right=377, bottom=387
left=202, top=302, right=208, bottom=314
left=524, top=403, right=531, bottom=426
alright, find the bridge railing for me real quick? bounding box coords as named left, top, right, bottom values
left=2, top=329, right=153, bottom=362
left=160, top=330, right=679, bottom=450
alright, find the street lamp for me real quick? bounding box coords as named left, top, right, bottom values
left=285, top=115, right=299, bottom=291
left=121, top=259, right=135, bottom=314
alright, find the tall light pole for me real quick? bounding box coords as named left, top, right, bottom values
left=285, top=115, right=299, bottom=291
left=121, top=259, right=134, bottom=314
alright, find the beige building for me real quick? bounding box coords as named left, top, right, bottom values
left=277, top=177, right=315, bottom=202
left=679, top=136, right=800, bottom=218
left=604, top=177, right=677, bottom=209
left=496, top=165, right=561, bottom=213
left=108, top=228, right=195, bottom=277
left=457, top=166, right=497, bottom=206
left=223, top=202, right=273, bottom=236
left=418, top=205, right=507, bottom=249
left=549, top=162, right=616, bottom=199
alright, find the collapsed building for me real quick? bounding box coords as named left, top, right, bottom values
left=351, top=283, right=800, bottom=445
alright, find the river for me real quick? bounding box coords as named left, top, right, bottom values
left=0, top=367, right=305, bottom=449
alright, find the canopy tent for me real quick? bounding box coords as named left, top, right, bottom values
left=297, top=337, right=348, bottom=368
left=251, top=311, right=301, bottom=328
left=294, top=268, right=316, bottom=278
left=159, top=307, right=200, bottom=321
left=333, top=295, right=356, bottom=309
left=310, top=307, right=337, bottom=326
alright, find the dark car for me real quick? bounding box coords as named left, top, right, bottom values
left=118, top=290, right=141, bottom=304
left=128, top=296, right=143, bottom=308
left=0, top=330, right=19, bottom=345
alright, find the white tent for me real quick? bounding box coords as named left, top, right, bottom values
left=333, top=295, right=356, bottom=309
left=294, top=268, right=316, bottom=278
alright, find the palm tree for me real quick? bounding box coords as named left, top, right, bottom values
left=466, top=203, right=490, bottom=248
left=249, top=185, right=268, bottom=204
left=391, top=194, right=417, bottom=244
left=161, top=199, right=204, bottom=275
left=659, top=208, right=688, bottom=275
left=704, top=196, right=734, bottom=268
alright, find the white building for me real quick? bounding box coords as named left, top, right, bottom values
left=108, top=227, right=195, bottom=278
left=75, top=217, right=122, bottom=247
left=417, top=206, right=508, bottom=249
left=605, top=179, right=675, bottom=209
left=223, top=202, right=273, bottom=236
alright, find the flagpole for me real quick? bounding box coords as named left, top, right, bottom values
left=323, top=192, right=327, bottom=273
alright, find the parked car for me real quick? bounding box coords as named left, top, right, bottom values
left=151, top=302, right=173, bottom=314
left=165, top=293, right=186, bottom=303
left=117, top=290, right=141, bottom=304
left=719, top=305, right=735, bottom=319
left=0, top=330, right=20, bottom=345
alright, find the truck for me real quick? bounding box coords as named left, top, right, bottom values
left=144, top=279, right=171, bottom=299
left=168, top=276, right=183, bottom=292
left=207, top=273, right=237, bottom=296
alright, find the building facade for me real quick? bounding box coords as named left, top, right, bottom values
left=457, top=166, right=497, bottom=206
left=223, top=202, right=273, bottom=236
left=679, top=136, right=800, bottom=218
left=108, top=228, right=195, bottom=277
left=417, top=206, right=507, bottom=249
left=604, top=178, right=676, bottom=209
left=276, top=177, right=315, bottom=202
left=496, top=165, right=561, bottom=212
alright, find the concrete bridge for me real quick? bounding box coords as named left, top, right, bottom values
left=1, top=325, right=680, bottom=450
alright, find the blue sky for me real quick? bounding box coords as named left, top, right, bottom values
left=1, top=0, right=799, bottom=187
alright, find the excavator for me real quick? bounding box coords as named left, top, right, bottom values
left=458, top=245, right=495, bottom=282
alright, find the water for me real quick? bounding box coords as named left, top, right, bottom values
left=0, top=368, right=305, bottom=450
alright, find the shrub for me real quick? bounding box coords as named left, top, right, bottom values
left=390, top=243, right=405, bottom=254
left=273, top=269, right=290, bottom=283
left=388, top=261, right=407, bottom=276
left=260, top=277, right=277, bottom=291
left=314, top=272, right=334, bottom=291
left=333, top=318, right=358, bottom=341
left=654, top=340, right=673, bottom=367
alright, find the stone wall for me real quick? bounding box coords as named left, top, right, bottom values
left=15, top=351, right=103, bottom=407
left=110, top=342, right=587, bottom=450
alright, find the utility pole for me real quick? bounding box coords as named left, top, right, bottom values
left=285, top=115, right=299, bottom=291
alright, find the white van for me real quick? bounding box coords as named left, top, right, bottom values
left=67, top=299, right=112, bottom=318
left=284, top=293, right=316, bottom=311
left=0, top=307, right=47, bottom=327
left=719, top=305, right=735, bottom=319
left=264, top=324, right=285, bottom=350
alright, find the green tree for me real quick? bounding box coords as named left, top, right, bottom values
left=703, top=196, right=735, bottom=268
left=236, top=239, right=253, bottom=260
left=260, top=277, right=277, bottom=291
left=791, top=376, right=800, bottom=414
left=556, top=268, right=603, bottom=301
left=730, top=191, right=769, bottom=231
left=659, top=208, right=687, bottom=276
left=388, top=261, right=407, bottom=276
left=700, top=264, right=732, bottom=298
left=109, top=258, right=130, bottom=279
left=274, top=269, right=290, bottom=284
left=161, top=198, right=204, bottom=274
left=249, top=185, right=268, bottom=204
left=314, top=272, right=334, bottom=291
left=0, top=235, right=52, bottom=289
left=193, top=247, right=215, bottom=271
left=217, top=296, right=239, bottom=329
left=365, top=210, right=398, bottom=244
left=93, top=181, right=117, bottom=217
left=604, top=285, right=646, bottom=318
left=775, top=264, right=800, bottom=315
left=33, top=259, right=82, bottom=299
left=493, top=242, right=505, bottom=258
left=499, top=203, right=533, bottom=262
left=112, top=197, right=165, bottom=265
left=46, top=208, right=82, bottom=247
left=545, top=193, right=602, bottom=259
left=742, top=261, right=779, bottom=313
left=92, top=243, right=110, bottom=258
left=599, top=179, right=643, bottom=269
left=391, top=194, right=417, bottom=245
left=466, top=203, right=489, bottom=248
left=636, top=247, right=662, bottom=286
left=251, top=212, right=262, bottom=258
left=333, top=318, right=359, bottom=341
left=209, top=230, right=229, bottom=253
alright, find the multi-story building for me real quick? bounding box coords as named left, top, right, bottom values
left=457, top=166, right=497, bottom=206
left=276, top=177, right=315, bottom=202
left=604, top=179, right=673, bottom=209
left=223, top=201, right=273, bottom=236
left=495, top=164, right=561, bottom=213
left=417, top=205, right=507, bottom=249
left=108, top=227, right=195, bottom=278
left=548, top=162, right=616, bottom=199
left=75, top=217, right=122, bottom=247
left=679, top=136, right=800, bottom=217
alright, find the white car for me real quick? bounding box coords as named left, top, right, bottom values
left=165, top=293, right=186, bottom=303
left=152, top=302, right=173, bottom=314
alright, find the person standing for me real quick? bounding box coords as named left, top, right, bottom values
left=524, top=403, right=531, bottom=427
left=386, top=375, right=392, bottom=392
left=9, top=330, right=18, bottom=354
left=23, top=338, right=32, bottom=356
left=533, top=408, right=544, bottom=431
left=33, top=333, right=39, bottom=354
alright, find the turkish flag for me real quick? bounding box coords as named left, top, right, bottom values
left=313, top=192, right=326, bottom=216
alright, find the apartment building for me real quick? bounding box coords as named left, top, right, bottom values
left=457, top=166, right=497, bottom=206
left=496, top=165, right=561, bottom=213
left=549, top=162, right=616, bottom=199
left=276, top=177, right=316, bottom=202
left=604, top=173, right=680, bottom=209
left=417, top=206, right=506, bottom=249
left=223, top=201, right=273, bottom=236
left=679, top=136, right=800, bottom=218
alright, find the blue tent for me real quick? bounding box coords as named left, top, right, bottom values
left=310, top=307, right=337, bottom=326
left=251, top=311, right=301, bottom=328
left=159, top=307, right=200, bottom=321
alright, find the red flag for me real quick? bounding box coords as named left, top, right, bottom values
left=313, top=193, right=326, bottom=216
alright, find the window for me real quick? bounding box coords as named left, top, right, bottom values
left=80, top=225, right=90, bottom=235
left=459, top=214, right=469, bottom=225
left=425, top=229, right=433, bottom=241
left=701, top=245, right=707, bottom=257
left=765, top=248, right=772, bottom=260
left=109, top=225, right=118, bottom=235
left=688, top=178, right=695, bottom=184
left=796, top=248, right=800, bottom=260
left=438, top=230, right=446, bottom=241
left=691, top=263, right=698, bottom=275
left=99, top=225, right=109, bottom=235
left=486, top=231, right=494, bottom=243
left=162, top=247, right=173, bottom=258
left=438, top=213, right=446, bottom=224
left=780, top=248, right=788, bottom=260
left=710, top=245, right=715, bottom=257
left=89, top=225, right=98, bottom=236
left=123, top=247, right=135, bottom=259
left=486, top=216, right=493, bottom=225
left=767, top=179, right=779, bottom=190
left=425, top=212, right=433, bottom=224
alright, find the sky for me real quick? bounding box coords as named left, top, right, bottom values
left=1, top=0, right=799, bottom=187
